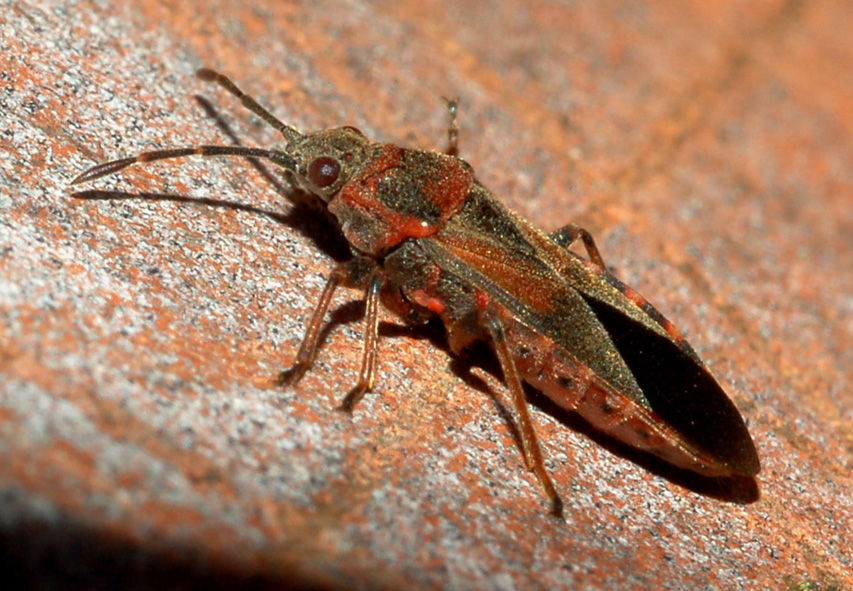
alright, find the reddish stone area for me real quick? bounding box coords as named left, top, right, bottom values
left=1, top=1, right=850, bottom=589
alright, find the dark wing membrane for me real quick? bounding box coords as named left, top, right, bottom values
left=581, top=296, right=760, bottom=475
left=429, top=184, right=759, bottom=474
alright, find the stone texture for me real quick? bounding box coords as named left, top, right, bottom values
left=1, top=0, right=851, bottom=589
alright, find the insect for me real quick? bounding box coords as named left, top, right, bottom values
left=72, top=68, right=760, bottom=516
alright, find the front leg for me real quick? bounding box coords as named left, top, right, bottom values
left=337, top=271, right=383, bottom=412
left=278, top=257, right=380, bottom=392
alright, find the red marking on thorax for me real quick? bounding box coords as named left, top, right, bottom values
left=331, top=145, right=473, bottom=254
left=421, top=156, right=473, bottom=214
left=405, top=264, right=447, bottom=316
left=339, top=144, right=404, bottom=213
left=410, top=289, right=447, bottom=315
left=474, top=289, right=490, bottom=310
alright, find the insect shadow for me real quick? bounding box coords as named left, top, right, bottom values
left=74, top=94, right=353, bottom=262
left=73, top=187, right=351, bottom=262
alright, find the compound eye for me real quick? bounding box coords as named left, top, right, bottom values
left=308, top=156, right=341, bottom=189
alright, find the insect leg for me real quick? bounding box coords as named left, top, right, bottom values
left=337, top=272, right=383, bottom=412
left=442, top=97, right=460, bottom=156
left=485, top=314, right=564, bottom=517
left=278, top=265, right=349, bottom=387
left=549, top=223, right=606, bottom=268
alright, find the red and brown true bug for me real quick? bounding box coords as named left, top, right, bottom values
left=71, top=68, right=760, bottom=516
